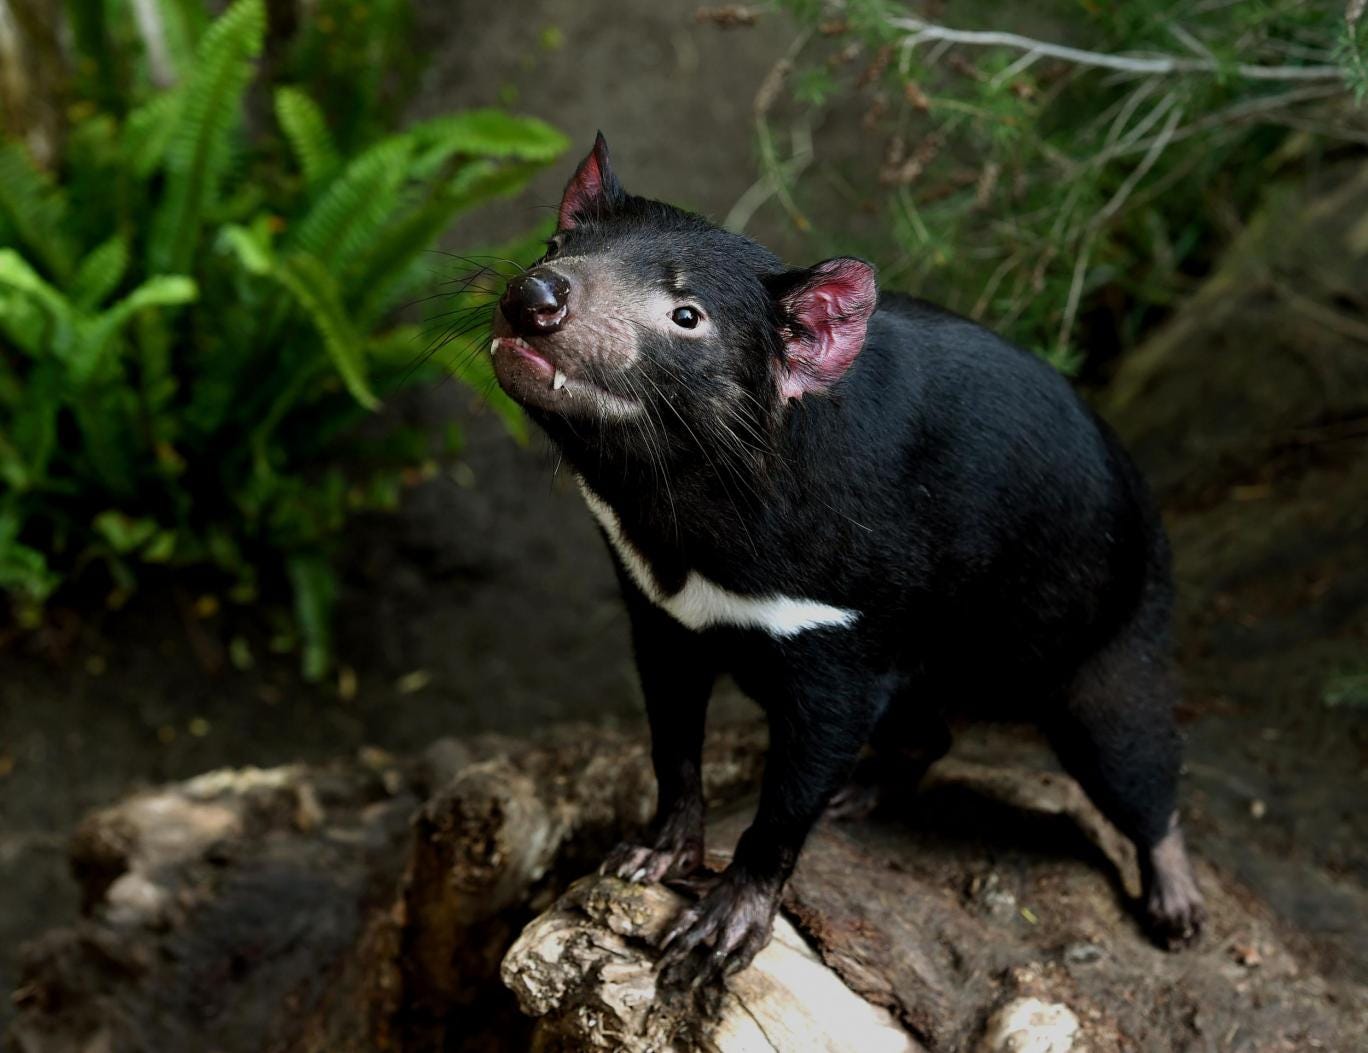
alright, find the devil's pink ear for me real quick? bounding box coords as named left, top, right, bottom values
left=770, top=258, right=878, bottom=399
left=558, top=132, right=625, bottom=230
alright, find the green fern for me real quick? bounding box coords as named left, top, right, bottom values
left=0, top=288, right=50, bottom=359
left=0, top=359, right=61, bottom=490
left=0, top=144, right=76, bottom=284
left=275, top=86, right=341, bottom=188
left=0, top=250, right=74, bottom=347
left=147, top=0, right=265, bottom=274
left=286, top=136, right=411, bottom=263
left=287, top=550, right=336, bottom=683
left=352, top=159, right=546, bottom=326
left=407, top=110, right=569, bottom=177
left=1, top=0, right=565, bottom=678
left=153, top=0, right=211, bottom=76
left=0, top=507, right=58, bottom=603
left=123, top=89, right=185, bottom=178
left=273, top=253, right=379, bottom=410
left=72, top=236, right=130, bottom=310
left=69, top=275, right=198, bottom=383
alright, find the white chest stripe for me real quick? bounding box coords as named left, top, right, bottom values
left=577, top=481, right=859, bottom=638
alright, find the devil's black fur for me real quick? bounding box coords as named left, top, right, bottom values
left=491, top=135, right=1204, bottom=990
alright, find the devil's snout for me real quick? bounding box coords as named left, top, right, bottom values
left=500, top=271, right=570, bottom=336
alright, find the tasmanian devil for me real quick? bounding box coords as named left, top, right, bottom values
left=488, top=134, right=1205, bottom=988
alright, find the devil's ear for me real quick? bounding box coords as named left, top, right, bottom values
left=558, top=132, right=625, bottom=230
left=767, top=258, right=878, bottom=399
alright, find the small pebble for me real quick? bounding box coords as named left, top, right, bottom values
left=979, top=997, right=1079, bottom=1053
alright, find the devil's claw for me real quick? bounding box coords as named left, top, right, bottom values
left=656, top=868, right=779, bottom=992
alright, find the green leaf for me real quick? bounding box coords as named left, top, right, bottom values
left=0, top=249, right=74, bottom=336
left=372, top=324, right=526, bottom=443
left=5, top=359, right=62, bottom=488
left=70, top=276, right=198, bottom=384
left=406, top=110, right=569, bottom=176
left=286, top=550, right=336, bottom=682
left=93, top=511, right=160, bottom=553
left=351, top=159, right=545, bottom=325
left=219, top=223, right=275, bottom=275
left=0, top=288, right=49, bottom=358
left=105, top=275, right=200, bottom=319
left=0, top=143, right=76, bottom=284
left=72, top=236, right=131, bottom=311
left=147, top=0, right=266, bottom=274
left=444, top=328, right=528, bottom=443
left=286, top=136, right=411, bottom=263
left=275, top=85, right=340, bottom=188
left=0, top=533, right=58, bottom=602
left=155, top=0, right=212, bottom=75
left=274, top=253, right=379, bottom=409
left=123, top=89, right=186, bottom=178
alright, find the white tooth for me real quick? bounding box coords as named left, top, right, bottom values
left=489, top=338, right=498, bottom=355
left=553, top=370, right=567, bottom=391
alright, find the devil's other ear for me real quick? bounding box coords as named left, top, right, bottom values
left=769, top=257, right=878, bottom=399
left=558, top=131, right=625, bottom=230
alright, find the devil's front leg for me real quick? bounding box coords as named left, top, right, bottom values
left=658, top=663, right=887, bottom=989
left=601, top=590, right=718, bottom=885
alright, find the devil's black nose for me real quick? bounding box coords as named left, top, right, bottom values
left=500, top=271, right=570, bottom=336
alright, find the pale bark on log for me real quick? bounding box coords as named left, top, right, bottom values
left=496, top=752, right=1363, bottom=1052
left=502, top=876, right=920, bottom=1053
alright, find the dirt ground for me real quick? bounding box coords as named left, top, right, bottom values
left=2, top=0, right=1366, bottom=1044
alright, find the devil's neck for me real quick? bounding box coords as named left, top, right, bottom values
left=544, top=421, right=777, bottom=552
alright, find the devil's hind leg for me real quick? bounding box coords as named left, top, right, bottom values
left=827, top=690, right=952, bottom=820
left=1042, top=610, right=1205, bottom=948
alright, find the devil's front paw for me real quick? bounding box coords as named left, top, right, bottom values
left=656, top=867, right=780, bottom=992
left=600, top=814, right=703, bottom=885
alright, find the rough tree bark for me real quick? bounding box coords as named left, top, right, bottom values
left=7, top=729, right=1363, bottom=1052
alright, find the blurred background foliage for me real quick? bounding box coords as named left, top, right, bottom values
left=0, top=0, right=562, bottom=677
left=762, top=0, right=1368, bottom=374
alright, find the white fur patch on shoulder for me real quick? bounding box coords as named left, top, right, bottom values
left=577, top=480, right=858, bottom=638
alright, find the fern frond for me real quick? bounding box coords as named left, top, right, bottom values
left=154, top=0, right=211, bottom=74
left=352, top=159, right=543, bottom=325
left=275, top=86, right=340, bottom=188
left=70, top=275, right=198, bottom=383
left=219, top=223, right=275, bottom=275
left=99, top=275, right=198, bottom=330
left=123, top=88, right=185, bottom=178
left=285, top=136, right=410, bottom=264
left=0, top=144, right=76, bottom=283
left=287, top=550, right=336, bottom=682
left=0, top=289, right=50, bottom=359
left=0, top=249, right=73, bottom=328
left=274, top=253, right=379, bottom=410
left=147, top=0, right=265, bottom=274
left=0, top=358, right=61, bottom=490
left=72, top=236, right=131, bottom=310
left=406, top=110, right=569, bottom=177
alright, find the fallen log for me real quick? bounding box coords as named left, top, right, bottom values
left=499, top=752, right=1363, bottom=1052
left=8, top=723, right=1361, bottom=1052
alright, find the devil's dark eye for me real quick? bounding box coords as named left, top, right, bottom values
left=671, top=306, right=700, bottom=329
left=543, top=239, right=560, bottom=259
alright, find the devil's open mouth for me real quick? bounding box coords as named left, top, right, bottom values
left=489, top=335, right=642, bottom=420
